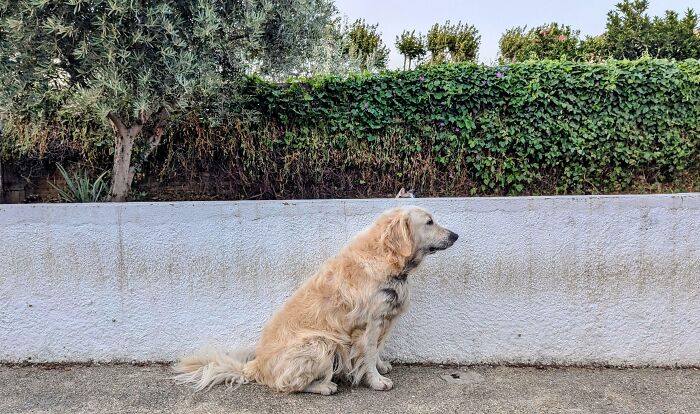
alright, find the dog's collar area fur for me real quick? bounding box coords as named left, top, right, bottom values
left=390, top=254, right=422, bottom=282
left=392, top=271, right=409, bottom=282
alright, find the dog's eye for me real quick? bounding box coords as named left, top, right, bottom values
left=426, top=219, right=433, bottom=225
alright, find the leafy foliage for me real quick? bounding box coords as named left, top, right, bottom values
left=0, top=0, right=339, bottom=200
left=344, top=19, right=389, bottom=71
left=246, top=59, right=700, bottom=195
left=499, top=2, right=700, bottom=63
left=48, top=164, right=109, bottom=203
left=395, top=30, right=427, bottom=70
left=605, top=0, right=700, bottom=60
left=499, top=23, right=582, bottom=62
left=500, top=0, right=700, bottom=62
left=427, top=21, right=480, bottom=64
left=4, top=60, right=700, bottom=199
left=298, top=16, right=366, bottom=77
left=578, top=35, right=608, bottom=62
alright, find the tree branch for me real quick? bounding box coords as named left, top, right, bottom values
left=143, top=107, right=170, bottom=160
left=107, top=112, right=128, bottom=138
left=136, top=110, right=149, bottom=126
left=126, top=110, right=151, bottom=137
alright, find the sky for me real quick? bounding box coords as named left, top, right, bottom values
left=333, top=0, right=698, bottom=67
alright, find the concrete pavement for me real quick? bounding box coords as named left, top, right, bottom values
left=1, top=364, right=699, bottom=413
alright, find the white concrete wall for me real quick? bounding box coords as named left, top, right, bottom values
left=1, top=195, right=699, bottom=366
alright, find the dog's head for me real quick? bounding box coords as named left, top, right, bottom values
left=379, top=206, right=458, bottom=267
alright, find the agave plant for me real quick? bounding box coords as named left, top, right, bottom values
left=48, top=164, right=109, bottom=203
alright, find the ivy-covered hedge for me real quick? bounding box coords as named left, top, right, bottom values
left=245, top=59, right=700, bottom=195
left=3, top=59, right=700, bottom=200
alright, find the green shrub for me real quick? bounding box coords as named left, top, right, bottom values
left=4, top=59, right=700, bottom=199
left=245, top=59, right=700, bottom=195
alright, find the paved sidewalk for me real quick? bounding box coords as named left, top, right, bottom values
left=1, top=364, right=699, bottom=413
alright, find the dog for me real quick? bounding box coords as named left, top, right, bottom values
left=173, top=206, right=458, bottom=395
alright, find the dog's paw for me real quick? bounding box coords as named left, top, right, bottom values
left=368, top=375, right=393, bottom=391
left=305, top=381, right=338, bottom=395
left=318, top=382, right=338, bottom=396
left=377, top=360, right=392, bottom=374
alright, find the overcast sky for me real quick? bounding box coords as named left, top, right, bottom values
left=333, top=0, right=697, bottom=67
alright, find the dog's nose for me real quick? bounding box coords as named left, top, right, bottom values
left=448, top=231, right=459, bottom=243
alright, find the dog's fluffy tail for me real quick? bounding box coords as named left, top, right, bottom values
left=172, top=346, right=256, bottom=391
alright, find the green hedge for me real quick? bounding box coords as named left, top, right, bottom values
left=3, top=59, right=700, bottom=199
left=244, top=58, right=700, bottom=195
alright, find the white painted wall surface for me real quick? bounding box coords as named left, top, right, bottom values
left=1, top=195, right=699, bottom=366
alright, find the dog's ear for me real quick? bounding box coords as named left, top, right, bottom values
left=381, top=213, right=413, bottom=258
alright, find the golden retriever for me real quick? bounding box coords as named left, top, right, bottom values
left=173, top=206, right=458, bottom=395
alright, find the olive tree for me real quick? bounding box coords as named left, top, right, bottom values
left=0, top=0, right=336, bottom=201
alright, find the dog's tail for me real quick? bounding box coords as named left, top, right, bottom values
left=172, top=346, right=256, bottom=391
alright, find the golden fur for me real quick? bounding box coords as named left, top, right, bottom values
left=173, top=206, right=458, bottom=395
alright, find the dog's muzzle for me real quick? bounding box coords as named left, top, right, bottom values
left=447, top=231, right=459, bottom=244
left=427, top=231, right=459, bottom=253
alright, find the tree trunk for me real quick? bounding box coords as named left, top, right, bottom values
left=107, top=113, right=139, bottom=202
left=106, top=108, right=169, bottom=202
left=403, top=55, right=407, bottom=70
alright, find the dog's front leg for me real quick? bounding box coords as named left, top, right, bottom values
left=376, top=355, right=392, bottom=375
left=376, top=320, right=395, bottom=374
left=359, top=318, right=393, bottom=391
